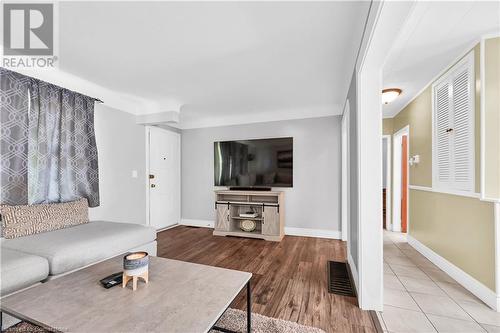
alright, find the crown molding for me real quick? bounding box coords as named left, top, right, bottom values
left=6, top=68, right=180, bottom=116
left=178, top=104, right=341, bottom=130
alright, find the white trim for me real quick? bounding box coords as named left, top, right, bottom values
left=8, top=68, right=173, bottom=116
left=145, top=127, right=151, bottom=227
left=393, top=125, right=409, bottom=137
left=284, top=227, right=341, bottom=240
left=392, top=125, right=409, bottom=233
left=180, top=219, right=215, bottom=228
left=383, top=135, right=392, bottom=230
left=408, top=235, right=499, bottom=311
left=481, top=197, right=500, bottom=204
left=156, top=224, right=179, bottom=232
left=480, top=37, right=486, bottom=199
left=343, top=0, right=414, bottom=311
left=179, top=106, right=339, bottom=130
left=348, top=251, right=359, bottom=296
left=341, top=104, right=351, bottom=242
left=409, top=185, right=481, bottom=199
left=481, top=32, right=500, bottom=40
left=356, top=66, right=364, bottom=302
left=179, top=220, right=342, bottom=240
left=354, top=0, right=415, bottom=310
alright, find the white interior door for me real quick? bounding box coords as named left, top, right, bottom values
left=148, top=126, right=180, bottom=230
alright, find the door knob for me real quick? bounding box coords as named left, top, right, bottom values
left=151, top=184, right=156, bottom=188
left=149, top=174, right=155, bottom=179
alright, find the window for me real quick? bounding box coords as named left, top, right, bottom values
left=432, top=51, right=475, bottom=193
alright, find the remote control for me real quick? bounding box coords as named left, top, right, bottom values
left=100, top=272, right=123, bottom=289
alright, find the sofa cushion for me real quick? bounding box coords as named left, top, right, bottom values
left=1, top=247, right=49, bottom=296
left=2, top=221, right=156, bottom=276
left=0, top=198, right=89, bottom=239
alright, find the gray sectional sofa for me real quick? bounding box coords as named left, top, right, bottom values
left=1, top=248, right=49, bottom=296
left=1, top=220, right=157, bottom=327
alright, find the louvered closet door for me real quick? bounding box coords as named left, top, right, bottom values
left=451, top=68, right=474, bottom=191
left=434, top=81, right=452, bottom=188
left=433, top=51, right=474, bottom=193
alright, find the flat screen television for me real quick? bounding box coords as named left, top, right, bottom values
left=214, top=137, right=293, bottom=188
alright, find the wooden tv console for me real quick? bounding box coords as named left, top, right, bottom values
left=213, top=190, right=284, bottom=242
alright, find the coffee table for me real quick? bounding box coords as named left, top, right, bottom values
left=1, top=256, right=252, bottom=333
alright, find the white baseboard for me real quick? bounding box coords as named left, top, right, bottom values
left=348, top=252, right=359, bottom=295
left=156, top=224, right=179, bottom=232
left=179, top=221, right=341, bottom=239
left=408, top=235, right=499, bottom=311
left=284, top=227, right=341, bottom=239
left=180, top=219, right=214, bottom=228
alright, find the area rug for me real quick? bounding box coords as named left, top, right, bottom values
left=3, top=322, right=46, bottom=333
left=4, top=308, right=325, bottom=333
left=211, top=308, right=326, bottom=333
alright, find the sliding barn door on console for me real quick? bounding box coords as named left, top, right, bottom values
left=147, top=126, right=180, bottom=230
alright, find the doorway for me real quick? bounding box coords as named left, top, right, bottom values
left=146, top=126, right=181, bottom=230
left=341, top=102, right=350, bottom=243
left=392, top=126, right=409, bottom=233
left=382, top=135, right=391, bottom=231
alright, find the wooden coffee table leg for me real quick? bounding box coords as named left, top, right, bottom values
left=247, top=280, right=251, bottom=332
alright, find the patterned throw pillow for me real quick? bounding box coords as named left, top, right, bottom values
left=0, top=198, right=89, bottom=239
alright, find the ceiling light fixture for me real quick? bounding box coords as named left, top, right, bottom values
left=382, top=88, right=402, bottom=104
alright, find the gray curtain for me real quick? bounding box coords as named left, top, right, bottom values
left=0, top=68, right=100, bottom=207
left=0, top=69, right=30, bottom=205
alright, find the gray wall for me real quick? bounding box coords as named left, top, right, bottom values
left=181, top=116, right=341, bottom=231
left=89, top=104, right=147, bottom=224
left=347, top=71, right=359, bottom=268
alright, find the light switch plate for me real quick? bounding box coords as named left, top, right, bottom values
left=132, top=170, right=138, bottom=178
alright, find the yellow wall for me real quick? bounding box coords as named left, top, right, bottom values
left=484, top=37, right=500, bottom=199
left=392, top=87, right=433, bottom=187
left=410, top=190, right=495, bottom=290
left=389, top=44, right=496, bottom=292
left=383, top=118, right=393, bottom=136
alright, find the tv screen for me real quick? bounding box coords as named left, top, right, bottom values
left=214, top=137, right=293, bottom=187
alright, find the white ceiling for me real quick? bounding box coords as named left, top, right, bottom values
left=383, top=1, right=500, bottom=118
left=58, top=2, right=370, bottom=127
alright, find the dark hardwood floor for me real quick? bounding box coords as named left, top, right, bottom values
left=157, top=226, right=376, bottom=333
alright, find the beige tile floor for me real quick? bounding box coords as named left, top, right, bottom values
left=378, top=231, right=500, bottom=333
